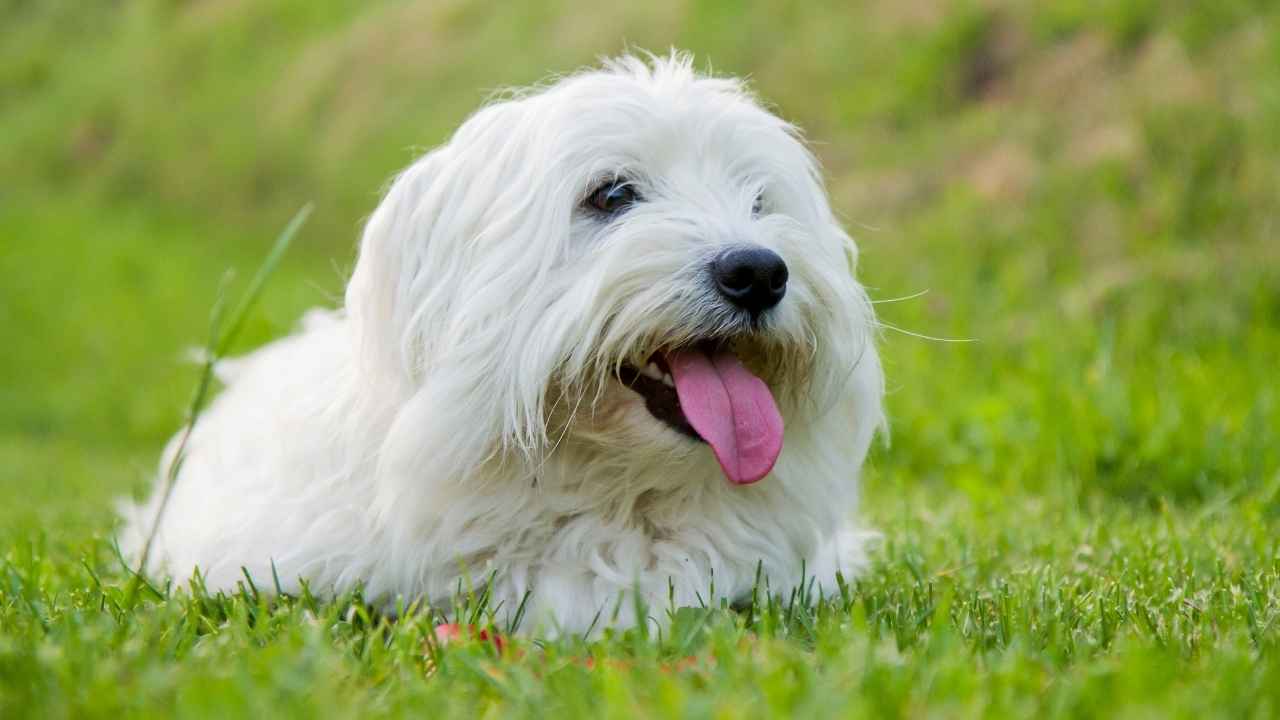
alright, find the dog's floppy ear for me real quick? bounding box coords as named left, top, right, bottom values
left=346, top=98, right=580, bottom=517
left=345, top=154, right=441, bottom=389
left=346, top=100, right=544, bottom=390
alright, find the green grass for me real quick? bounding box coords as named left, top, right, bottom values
left=2, top=1, right=1279, bottom=717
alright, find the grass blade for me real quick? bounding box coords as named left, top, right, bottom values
left=128, top=205, right=313, bottom=601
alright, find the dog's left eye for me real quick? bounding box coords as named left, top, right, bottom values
left=752, top=192, right=765, bottom=217
left=586, top=180, right=640, bottom=216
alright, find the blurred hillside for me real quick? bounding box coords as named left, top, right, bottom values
left=7, top=2, right=1279, bottom=247
left=1, top=0, right=1278, bottom=527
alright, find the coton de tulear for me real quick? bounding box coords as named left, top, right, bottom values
left=121, top=53, right=885, bottom=634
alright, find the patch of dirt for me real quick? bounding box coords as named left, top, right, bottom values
left=1130, top=33, right=1208, bottom=107
left=963, top=13, right=1027, bottom=102
left=865, top=0, right=954, bottom=33
left=1065, top=123, right=1138, bottom=168
left=69, top=114, right=115, bottom=167
left=967, top=141, right=1037, bottom=201
left=1017, top=31, right=1112, bottom=111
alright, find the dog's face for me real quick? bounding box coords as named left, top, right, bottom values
left=347, top=55, right=878, bottom=488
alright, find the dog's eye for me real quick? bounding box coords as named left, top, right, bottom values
left=587, top=180, right=639, bottom=216
left=752, top=192, right=765, bottom=217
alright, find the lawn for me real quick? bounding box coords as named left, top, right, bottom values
left=2, top=1, right=1279, bottom=717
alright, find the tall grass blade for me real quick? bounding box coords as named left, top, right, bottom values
left=129, top=205, right=313, bottom=602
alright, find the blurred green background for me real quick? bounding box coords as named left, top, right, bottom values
left=4, top=0, right=1276, bottom=524
left=1, top=1, right=1279, bottom=715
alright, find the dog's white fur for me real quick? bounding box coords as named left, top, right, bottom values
left=120, top=53, right=884, bottom=634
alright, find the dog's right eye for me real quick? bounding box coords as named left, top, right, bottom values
left=586, top=180, right=639, bottom=216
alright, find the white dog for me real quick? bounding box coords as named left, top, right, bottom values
left=120, top=53, right=885, bottom=634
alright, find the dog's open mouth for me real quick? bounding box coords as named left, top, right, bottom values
left=618, top=343, right=783, bottom=485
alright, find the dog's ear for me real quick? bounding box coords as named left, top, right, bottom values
left=347, top=99, right=579, bottom=508
left=345, top=154, right=440, bottom=388
left=346, top=100, right=553, bottom=389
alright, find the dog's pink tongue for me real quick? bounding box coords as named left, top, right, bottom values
left=668, top=348, right=783, bottom=485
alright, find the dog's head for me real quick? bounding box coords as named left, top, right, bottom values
left=348, top=53, right=881, bottom=488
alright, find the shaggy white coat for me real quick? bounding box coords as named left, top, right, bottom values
left=120, top=53, right=885, bottom=634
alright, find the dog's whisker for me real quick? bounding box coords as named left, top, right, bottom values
left=873, top=320, right=978, bottom=344
left=869, top=288, right=931, bottom=305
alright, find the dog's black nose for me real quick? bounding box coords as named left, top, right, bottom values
left=711, top=246, right=788, bottom=317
